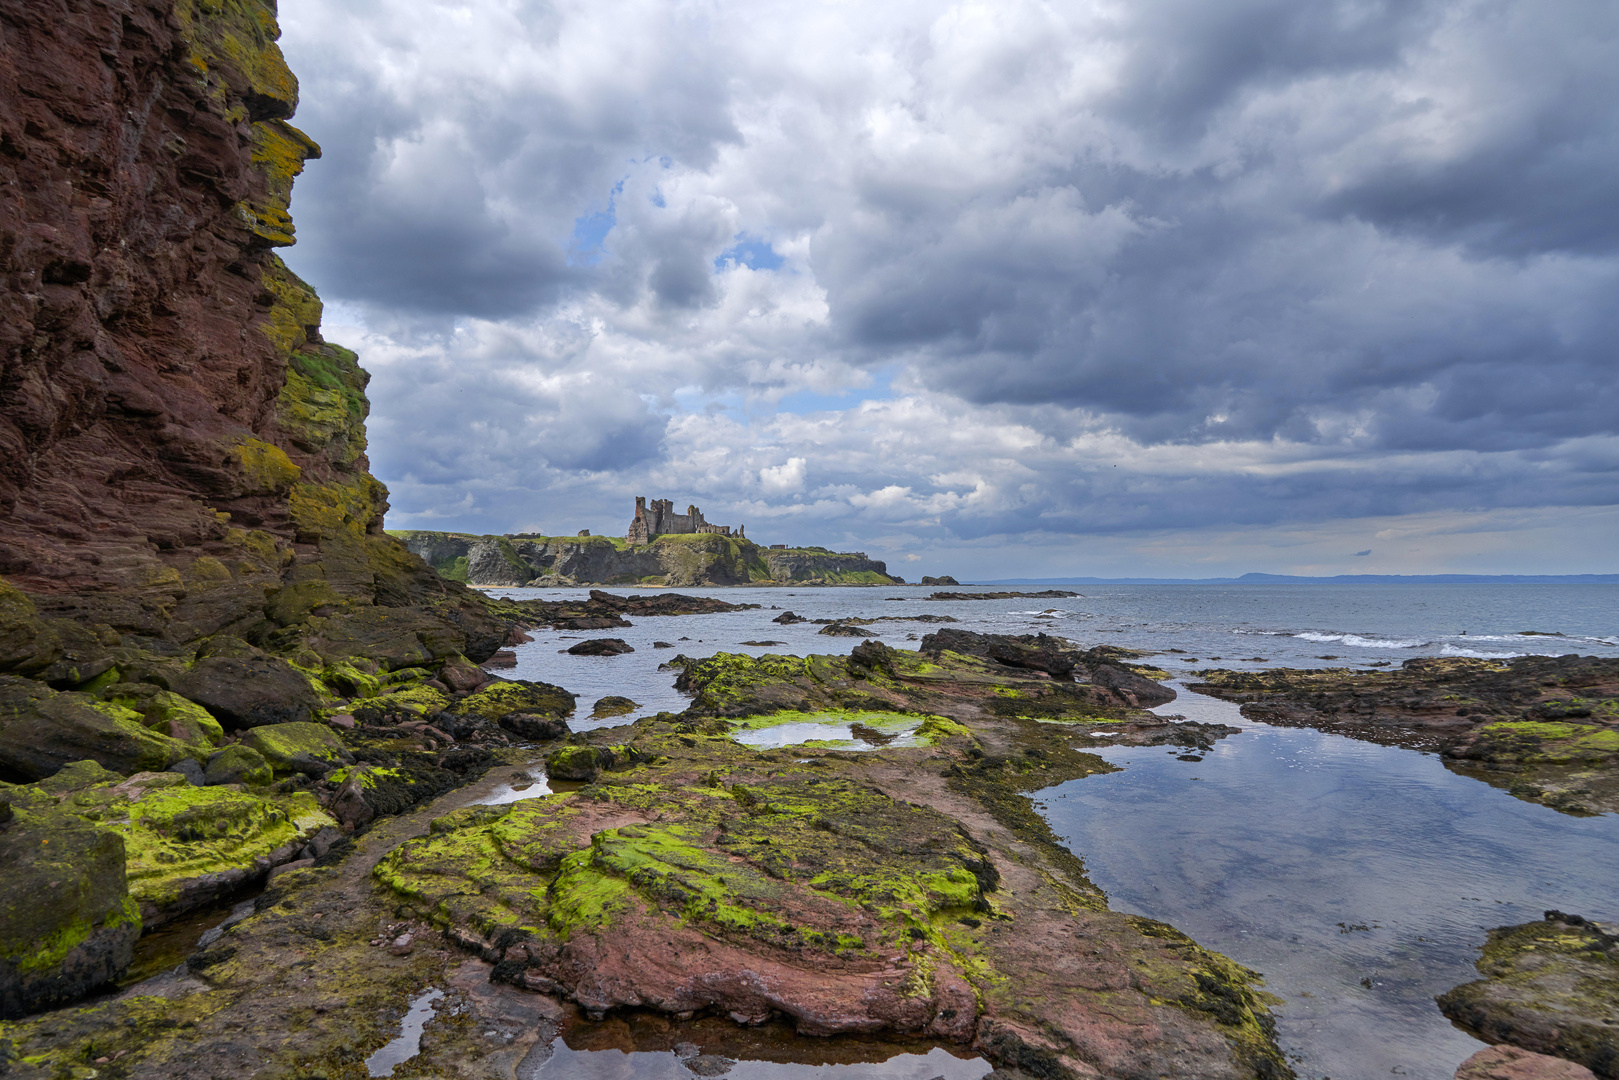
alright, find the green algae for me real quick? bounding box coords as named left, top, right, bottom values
left=452, top=680, right=575, bottom=722
left=240, top=721, right=350, bottom=776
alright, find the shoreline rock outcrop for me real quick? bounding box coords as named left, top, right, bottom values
left=1439, top=912, right=1618, bottom=1078
left=1192, top=656, right=1619, bottom=814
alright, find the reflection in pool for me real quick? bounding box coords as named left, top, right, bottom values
left=530, top=1041, right=988, bottom=1079
left=1033, top=684, right=1619, bottom=1080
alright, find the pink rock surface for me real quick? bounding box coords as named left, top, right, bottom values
left=1456, top=1045, right=1598, bottom=1080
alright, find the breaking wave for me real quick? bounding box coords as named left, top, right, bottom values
left=1294, top=631, right=1430, bottom=649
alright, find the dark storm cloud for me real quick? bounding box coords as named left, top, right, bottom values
left=276, top=0, right=1619, bottom=570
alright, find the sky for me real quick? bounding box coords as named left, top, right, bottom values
left=275, top=0, right=1619, bottom=580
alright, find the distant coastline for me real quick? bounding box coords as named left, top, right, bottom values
left=978, top=573, right=1619, bottom=585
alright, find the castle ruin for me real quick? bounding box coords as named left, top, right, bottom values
left=627, top=497, right=745, bottom=545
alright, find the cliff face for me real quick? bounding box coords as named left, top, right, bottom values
left=393, top=531, right=901, bottom=587
left=0, top=0, right=483, bottom=645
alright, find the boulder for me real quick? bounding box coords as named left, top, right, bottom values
left=203, top=745, right=274, bottom=786
left=565, top=637, right=634, bottom=655
left=437, top=655, right=492, bottom=693
left=0, top=806, right=139, bottom=1017
left=592, top=696, right=638, bottom=719
left=240, top=722, right=354, bottom=777
left=499, top=713, right=572, bottom=741
left=1456, top=1045, right=1598, bottom=1079
left=100, top=684, right=226, bottom=749
left=817, top=623, right=871, bottom=637
left=167, top=758, right=206, bottom=785
left=449, top=680, right=576, bottom=724
left=170, top=656, right=321, bottom=729
left=772, top=611, right=808, bottom=624
left=545, top=744, right=610, bottom=781
left=1438, top=914, right=1619, bottom=1079
left=0, top=676, right=201, bottom=781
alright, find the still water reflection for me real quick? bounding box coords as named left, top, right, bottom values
left=1035, top=685, right=1619, bottom=1080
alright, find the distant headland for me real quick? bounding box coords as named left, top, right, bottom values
left=390, top=495, right=903, bottom=587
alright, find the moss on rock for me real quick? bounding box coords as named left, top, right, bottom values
left=240, top=721, right=353, bottom=777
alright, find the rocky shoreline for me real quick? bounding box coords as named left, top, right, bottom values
left=1190, top=655, right=1619, bottom=815
left=0, top=629, right=1295, bottom=1079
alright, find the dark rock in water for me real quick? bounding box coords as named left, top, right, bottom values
left=240, top=722, right=354, bottom=778
left=739, top=640, right=786, bottom=647
left=1438, top=914, right=1619, bottom=1078
left=922, top=589, right=1078, bottom=600
left=920, top=576, right=960, bottom=586
left=0, top=675, right=200, bottom=781
left=818, top=623, right=872, bottom=637
left=922, top=628, right=1077, bottom=681
left=483, top=649, right=519, bottom=669
left=653, top=641, right=675, bottom=648
left=553, top=616, right=631, bottom=631
left=499, top=713, right=572, bottom=741
left=684, top=1055, right=737, bottom=1076
left=772, top=611, right=809, bottom=624
left=566, top=638, right=635, bottom=656
left=204, top=745, right=274, bottom=787
left=0, top=808, right=138, bottom=1018
left=592, top=696, right=638, bottom=718
left=171, top=657, right=321, bottom=730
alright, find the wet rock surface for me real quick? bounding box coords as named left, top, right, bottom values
left=1193, top=656, right=1619, bottom=813
left=1455, top=1045, right=1599, bottom=1080
left=566, top=638, right=636, bottom=656
left=670, top=632, right=1178, bottom=720
left=1438, top=913, right=1619, bottom=1078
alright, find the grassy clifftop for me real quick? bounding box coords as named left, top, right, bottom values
left=389, top=531, right=900, bottom=587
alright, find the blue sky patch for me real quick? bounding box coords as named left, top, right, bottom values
left=715, top=236, right=784, bottom=272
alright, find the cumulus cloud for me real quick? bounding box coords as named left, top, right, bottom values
left=278, top=0, right=1619, bottom=574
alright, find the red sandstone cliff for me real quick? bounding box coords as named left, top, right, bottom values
left=0, top=0, right=488, bottom=648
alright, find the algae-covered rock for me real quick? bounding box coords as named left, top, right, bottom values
left=545, top=744, right=608, bottom=781
left=100, top=683, right=226, bottom=750
left=241, top=722, right=353, bottom=777
left=1438, top=913, right=1619, bottom=1078
left=0, top=676, right=202, bottom=781
left=171, top=656, right=322, bottom=729
left=450, top=680, right=576, bottom=723
left=592, top=695, right=638, bottom=718
left=325, top=764, right=455, bottom=831
left=0, top=807, right=140, bottom=1017
left=204, top=745, right=274, bottom=786
left=499, top=712, right=572, bottom=741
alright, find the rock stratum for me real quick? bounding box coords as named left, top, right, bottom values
left=0, top=0, right=748, bottom=1020
left=393, top=530, right=901, bottom=587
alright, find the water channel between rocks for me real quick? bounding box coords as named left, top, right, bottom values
left=1034, top=683, right=1619, bottom=1080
